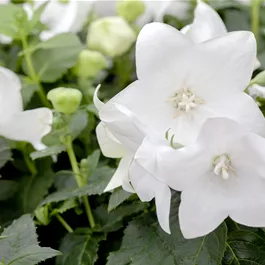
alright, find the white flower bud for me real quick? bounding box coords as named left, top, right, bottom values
left=87, top=16, right=136, bottom=57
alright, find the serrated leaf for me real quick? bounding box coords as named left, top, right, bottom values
left=69, top=110, right=88, bottom=139
left=22, top=33, right=82, bottom=82
left=81, top=150, right=100, bottom=179
left=107, top=195, right=227, bottom=265
left=108, top=188, right=132, bottom=212
left=30, top=145, right=66, bottom=160
left=51, top=199, right=78, bottom=216
left=6, top=245, right=60, bottom=265
left=0, top=214, right=38, bottom=262
left=54, top=171, right=76, bottom=190
left=95, top=202, right=147, bottom=233
left=0, top=180, right=18, bottom=201
left=223, top=229, right=265, bottom=265
left=56, top=233, right=105, bottom=265
left=17, top=159, right=55, bottom=213
left=0, top=138, right=11, bottom=169
left=40, top=166, right=114, bottom=206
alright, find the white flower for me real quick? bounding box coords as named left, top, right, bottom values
left=182, top=0, right=261, bottom=69
left=105, top=22, right=265, bottom=145
left=24, top=0, right=94, bottom=41
left=248, top=83, right=265, bottom=102
left=132, top=117, right=265, bottom=238
left=92, top=0, right=190, bottom=26
left=0, top=67, right=53, bottom=150
left=95, top=87, right=172, bottom=233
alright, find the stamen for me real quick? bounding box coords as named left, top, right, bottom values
left=213, top=154, right=233, bottom=180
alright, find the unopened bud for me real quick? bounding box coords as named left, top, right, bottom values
left=35, top=206, right=50, bottom=226
left=87, top=17, right=136, bottom=58
left=47, top=87, right=82, bottom=115
left=74, top=49, right=108, bottom=78
left=116, top=0, right=146, bottom=23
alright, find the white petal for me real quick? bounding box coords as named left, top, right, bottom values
left=0, top=108, right=52, bottom=150
left=0, top=67, right=23, bottom=116
left=99, top=102, right=153, bottom=153
left=104, top=154, right=133, bottom=192
left=155, top=184, right=171, bottom=234
left=207, top=93, right=265, bottom=136
left=0, top=34, right=12, bottom=44
left=191, top=31, right=256, bottom=98
left=136, top=22, right=192, bottom=80
left=185, top=1, right=227, bottom=43
left=96, top=122, right=125, bottom=158
left=93, top=84, right=104, bottom=111
left=179, top=177, right=228, bottom=239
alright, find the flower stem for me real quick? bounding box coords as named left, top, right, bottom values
left=251, top=0, right=262, bottom=44
left=20, top=34, right=51, bottom=108
left=55, top=214, right=73, bottom=233
left=65, top=135, right=96, bottom=228
left=23, top=151, right=37, bottom=176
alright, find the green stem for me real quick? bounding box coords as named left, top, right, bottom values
left=65, top=135, right=96, bottom=228
left=251, top=0, right=262, bottom=44
left=20, top=34, right=51, bottom=108
left=23, top=151, right=37, bottom=176
left=55, top=214, right=74, bottom=233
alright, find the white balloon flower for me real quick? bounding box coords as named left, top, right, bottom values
left=131, top=118, right=265, bottom=239
left=182, top=0, right=260, bottom=69
left=104, top=22, right=265, bottom=146
left=24, top=0, right=94, bottom=41
left=0, top=67, right=52, bottom=150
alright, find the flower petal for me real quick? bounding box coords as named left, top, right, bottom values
left=155, top=184, right=171, bottom=234
left=93, top=84, right=104, bottom=111
left=96, top=122, right=125, bottom=158
left=0, top=108, right=52, bottom=150
left=104, top=154, right=133, bottom=192
left=191, top=31, right=256, bottom=99
left=0, top=67, right=22, bottom=116
left=99, top=102, right=153, bottom=153
left=136, top=22, right=192, bottom=80
left=179, top=177, right=228, bottom=239
left=206, top=93, right=265, bottom=136
left=184, top=0, right=227, bottom=43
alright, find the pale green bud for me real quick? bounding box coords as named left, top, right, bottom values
left=116, top=0, right=146, bottom=23
left=87, top=17, right=136, bottom=58
left=47, top=87, right=82, bottom=115
left=35, top=206, right=50, bottom=226
left=74, top=50, right=108, bottom=78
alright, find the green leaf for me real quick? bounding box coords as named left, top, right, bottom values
left=56, top=233, right=105, bottom=265
left=6, top=245, right=60, bottom=265
left=94, top=202, right=147, bottom=233
left=69, top=110, right=88, bottom=139
left=107, top=195, right=227, bottom=265
left=0, top=214, right=38, bottom=262
left=17, top=159, right=55, bottom=213
left=40, top=166, right=114, bottom=206
left=54, top=170, right=76, bottom=190
left=51, top=199, right=78, bottom=216
left=0, top=4, right=26, bottom=38
left=30, top=144, right=66, bottom=160
left=0, top=180, right=18, bottom=201
left=223, top=229, right=265, bottom=265
left=108, top=188, right=132, bottom=212
left=23, top=33, right=82, bottom=82
left=0, top=138, right=11, bottom=169
left=250, top=70, right=265, bottom=86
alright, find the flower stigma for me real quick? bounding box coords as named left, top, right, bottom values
left=168, top=87, right=204, bottom=117
left=213, top=154, right=234, bottom=180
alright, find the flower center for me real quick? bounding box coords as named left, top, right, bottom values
left=168, top=88, right=204, bottom=116
left=213, top=154, right=234, bottom=180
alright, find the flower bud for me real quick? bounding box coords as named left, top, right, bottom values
left=73, top=49, right=108, bottom=79
left=116, top=0, right=146, bottom=23
left=35, top=206, right=50, bottom=226
left=47, top=87, right=82, bottom=115
left=87, top=17, right=136, bottom=58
